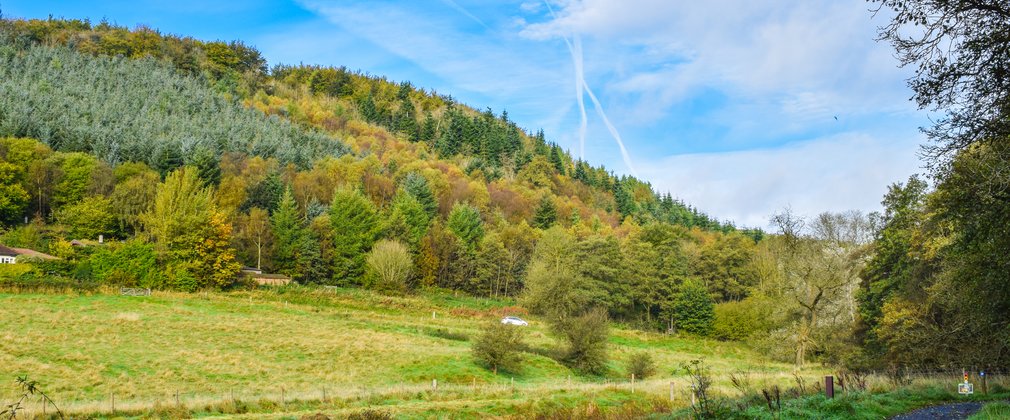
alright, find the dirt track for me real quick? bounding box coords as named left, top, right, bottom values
left=891, top=402, right=984, bottom=420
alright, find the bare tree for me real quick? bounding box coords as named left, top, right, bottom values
left=772, top=210, right=869, bottom=366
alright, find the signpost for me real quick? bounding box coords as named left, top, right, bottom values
left=959, top=370, right=973, bottom=395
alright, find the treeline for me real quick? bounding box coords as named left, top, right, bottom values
left=0, top=16, right=785, bottom=345
left=0, top=16, right=741, bottom=234
left=0, top=137, right=773, bottom=332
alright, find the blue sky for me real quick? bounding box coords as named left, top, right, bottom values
left=3, top=0, right=928, bottom=228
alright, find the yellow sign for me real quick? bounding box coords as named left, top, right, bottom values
left=959, top=382, right=974, bottom=395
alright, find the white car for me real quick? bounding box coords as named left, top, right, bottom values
left=500, top=316, right=529, bottom=326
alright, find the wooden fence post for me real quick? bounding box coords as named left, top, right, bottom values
left=432, top=379, right=437, bottom=391
left=631, top=374, right=635, bottom=393
left=825, top=376, right=834, bottom=399
left=112, top=393, right=115, bottom=412
left=175, top=390, right=180, bottom=407
left=670, top=381, right=675, bottom=402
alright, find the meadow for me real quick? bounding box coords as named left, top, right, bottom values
left=0, top=286, right=822, bottom=418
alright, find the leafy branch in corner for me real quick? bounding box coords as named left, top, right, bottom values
left=1, top=375, right=64, bottom=420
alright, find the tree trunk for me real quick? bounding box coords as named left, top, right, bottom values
left=256, top=238, right=262, bottom=270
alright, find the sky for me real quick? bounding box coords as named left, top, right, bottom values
left=2, top=0, right=929, bottom=228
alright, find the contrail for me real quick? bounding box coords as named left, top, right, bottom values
left=441, top=0, right=491, bottom=30
left=544, top=1, right=636, bottom=175
left=544, top=1, right=587, bottom=160
left=580, top=60, right=638, bottom=177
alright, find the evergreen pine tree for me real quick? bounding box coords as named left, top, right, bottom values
left=420, top=112, right=438, bottom=143
left=549, top=145, right=566, bottom=175
left=613, top=180, right=636, bottom=218
left=271, top=188, right=322, bottom=282
left=191, top=148, right=221, bottom=186
left=573, top=160, right=590, bottom=185
left=532, top=195, right=557, bottom=229
left=447, top=203, right=484, bottom=250
left=329, top=187, right=382, bottom=284
left=401, top=173, right=438, bottom=218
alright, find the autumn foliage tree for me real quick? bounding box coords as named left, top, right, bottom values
left=142, top=167, right=240, bottom=290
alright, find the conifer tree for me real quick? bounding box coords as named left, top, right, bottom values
left=420, top=112, right=438, bottom=143
left=191, top=148, right=221, bottom=186
left=401, top=173, right=437, bottom=218
left=447, top=203, right=484, bottom=250
left=669, top=280, right=714, bottom=335
left=329, top=187, right=382, bottom=284
left=532, top=195, right=557, bottom=229
left=549, top=145, right=566, bottom=175
left=271, top=188, right=315, bottom=280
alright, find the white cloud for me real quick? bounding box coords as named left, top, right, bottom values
left=268, top=0, right=929, bottom=228
left=637, top=132, right=925, bottom=229
left=291, top=0, right=569, bottom=115
left=522, top=1, right=913, bottom=126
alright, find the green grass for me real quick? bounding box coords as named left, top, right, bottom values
left=667, top=384, right=1010, bottom=420
left=970, top=402, right=1010, bottom=420
left=0, top=286, right=816, bottom=418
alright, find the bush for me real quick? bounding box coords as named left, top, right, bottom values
left=555, top=307, right=610, bottom=375
left=88, top=240, right=162, bottom=287
left=712, top=297, right=774, bottom=341
left=627, top=351, right=657, bottom=379
left=670, top=280, right=714, bottom=335
left=472, top=320, right=525, bottom=374
left=364, top=239, right=412, bottom=293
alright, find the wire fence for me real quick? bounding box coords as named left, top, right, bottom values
left=2, top=369, right=1004, bottom=419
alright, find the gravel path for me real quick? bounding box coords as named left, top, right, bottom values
left=891, top=402, right=985, bottom=420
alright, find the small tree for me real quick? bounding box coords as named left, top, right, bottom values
left=627, top=351, right=657, bottom=379
left=670, top=280, right=714, bottom=335
left=683, top=360, right=723, bottom=419
left=364, top=239, right=413, bottom=293
left=555, top=307, right=610, bottom=375
left=472, top=321, right=525, bottom=375
left=532, top=195, right=557, bottom=229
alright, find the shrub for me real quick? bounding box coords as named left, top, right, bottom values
left=555, top=307, right=610, bottom=375
left=627, top=351, right=657, bottom=379
left=88, top=240, right=162, bottom=287
left=670, top=280, right=714, bottom=336
left=472, top=320, right=525, bottom=374
left=364, top=239, right=413, bottom=293
left=682, top=360, right=727, bottom=419
left=712, top=297, right=774, bottom=341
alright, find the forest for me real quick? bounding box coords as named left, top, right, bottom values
left=1, top=0, right=1008, bottom=376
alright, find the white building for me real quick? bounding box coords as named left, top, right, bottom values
left=0, top=245, right=17, bottom=264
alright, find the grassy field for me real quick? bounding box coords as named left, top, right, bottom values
left=2, top=286, right=1001, bottom=418
left=0, top=285, right=832, bottom=418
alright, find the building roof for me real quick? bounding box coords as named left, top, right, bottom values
left=0, top=245, right=17, bottom=257
left=11, top=248, right=59, bottom=260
